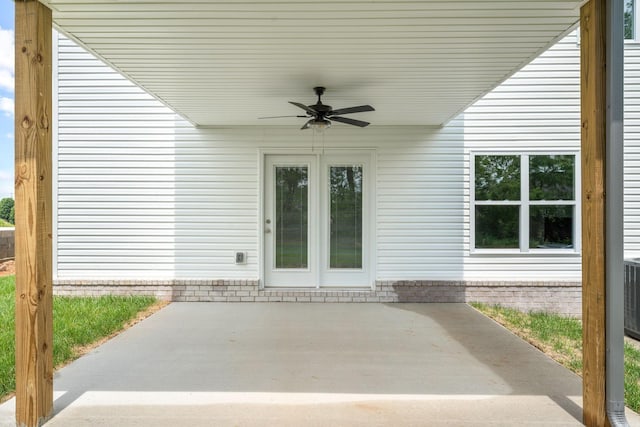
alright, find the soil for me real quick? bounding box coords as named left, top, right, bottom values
left=0, top=259, right=14, bottom=277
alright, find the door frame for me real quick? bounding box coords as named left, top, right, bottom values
left=263, top=154, right=318, bottom=287
left=258, top=148, right=376, bottom=289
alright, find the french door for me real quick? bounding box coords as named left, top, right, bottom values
left=263, top=153, right=371, bottom=288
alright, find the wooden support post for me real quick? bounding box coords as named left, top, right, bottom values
left=580, top=0, right=609, bottom=426
left=14, top=1, right=53, bottom=426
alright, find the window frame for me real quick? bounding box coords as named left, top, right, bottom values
left=576, top=1, right=639, bottom=44
left=626, top=0, right=640, bottom=43
left=470, top=151, right=581, bottom=255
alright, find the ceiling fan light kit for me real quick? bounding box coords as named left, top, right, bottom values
left=259, top=87, right=374, bottom=130
left=305, top=118, right=331, bottom=131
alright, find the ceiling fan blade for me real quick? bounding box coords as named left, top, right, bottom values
left=329, top=105, right=375, bottom=116
left=289, top=101, right=317, bottom=115
left=330, top=116, right=370, bottom=128
left=301, top=119, right=314, bottom=130
left=258, top=115, right=308, bottom=119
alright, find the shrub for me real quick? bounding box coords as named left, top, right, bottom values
left=0, top=198, right=13, bottom=224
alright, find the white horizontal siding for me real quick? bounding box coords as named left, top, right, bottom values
left=375, top=124, right=465, bottom=280
left=54, top=30, right=640, bottom=283
left=55, top=41, right=255, bottom=276
left=461, top=32, right=640, bottom=275
left=56, top=32, right=469, bottom=281
left=461, top=31, right=581, bottom=280
left=625, top=43, right=640, bottom=258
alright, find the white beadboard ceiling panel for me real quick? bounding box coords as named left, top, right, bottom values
left=41, top=0, right=582, bottom=127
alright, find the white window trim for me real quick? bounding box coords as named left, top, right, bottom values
left=626, top=0, right=640, bottom=43
left=577, top=1, right=640, bottom=45
left=635, top=0, right=640, bottom=41
left=470, top=151, right=581, bottom=256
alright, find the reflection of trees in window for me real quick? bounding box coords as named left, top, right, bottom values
left=529, top=155, right=574, bottom=248
left=475, top=155, right=520, bottom=249
left=475, top=155, right=520, bottom=200
left=626, top=0, right=635, bottom=40
left=476, top=206, right=519, bottom=248
left=473, top=154, right=576, bottom=251
left=275, top=167, right=308, bottom=268
left=530, top=206, right=573, bottom=249
left=330, top=166, right=363, bottom=268
left=530, top=155, right=574, bottom=200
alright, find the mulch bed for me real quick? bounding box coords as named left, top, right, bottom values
left=0, top=259, right=14, bottom=277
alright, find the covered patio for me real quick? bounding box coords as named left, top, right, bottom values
left=6, top=303, right=639, bottom=426
left=12, top=0, right=626, bottom=425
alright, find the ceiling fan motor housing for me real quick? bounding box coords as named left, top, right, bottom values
left=311, top=104, right=332, bottom=114
left=260, top=87, right=374, bottom=129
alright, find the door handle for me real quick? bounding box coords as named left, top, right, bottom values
left=265, top=228, right=271, bottom=234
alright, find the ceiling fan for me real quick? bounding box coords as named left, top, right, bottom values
left=259, top=87, right=375, bottom=130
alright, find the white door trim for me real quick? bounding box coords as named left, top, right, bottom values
left=263, top=155, right=318, bottom=287
left=259, top=149, right=376, bottom=289
left=319, top=153, right=373, bottom=287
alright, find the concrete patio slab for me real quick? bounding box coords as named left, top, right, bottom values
left=2, top=303, right=639, bottom=426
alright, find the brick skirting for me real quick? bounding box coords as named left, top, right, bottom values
left=53, top=279, right=582, bottom=316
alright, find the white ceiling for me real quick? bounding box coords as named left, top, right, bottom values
left=41, top=1, right=583, bottom=127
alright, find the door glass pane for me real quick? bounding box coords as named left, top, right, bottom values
left=275, top=166, right=308, bottom=269
left=329, top=166, right=363, bottom=269
left=475, top=205, right=519, bottom=249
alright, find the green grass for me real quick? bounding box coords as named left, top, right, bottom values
left=0, top=277, right=14, bottom=398
left=625, top=343, right=640, bottom=411
left=0, top=275, right=158, bottom=400
left=471, top=302, right=640, bottom=412
left=0, top=219, right=12, bottom=227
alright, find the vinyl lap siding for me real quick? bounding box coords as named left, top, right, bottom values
left=56, top=34, right=259, bottom=279
left=376, top=125, right=466, bottom=280
left=461, top=31, right=581, bottom=280
left=55, top=45, right=464, bottom=281
left=625, top=43, right=640, bottom=257
left=56, top=32, right=471, bottom=281
left=55, top=30, right=640, bottom=283
left=461, top=32, right=640, bottom=274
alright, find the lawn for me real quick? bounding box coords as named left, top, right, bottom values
left=471, top=302, right=640, bottom=413
left=0, top=219, right=12, bottom=227
left=0, top=275, right=160, bottom=400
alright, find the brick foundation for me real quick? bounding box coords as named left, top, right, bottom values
left=384, top=280, right=581, bottom=317
left=53, top=279, right=582, bottom=316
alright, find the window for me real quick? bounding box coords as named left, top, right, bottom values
left=472, top=153, right=578, bottom=253
left=626, top=0, right=639, bottom=41
left=577, top=1, right=638, bottom=44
